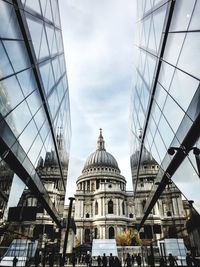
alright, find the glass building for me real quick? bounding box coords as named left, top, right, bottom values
left=0, top=0, right=71, bottom=227
left=131, top=0, right=200, bottom=253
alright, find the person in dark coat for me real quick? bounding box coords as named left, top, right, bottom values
left=136, top=254, right=142, bottom=267
left=102, top=253, right=108, bottom=267
left=186, top=253, right=193, bottom=267
left=114, top=256, right=121, bottom=267
left=168, top=254, right=177, bottom=267
left=97, top=255, right=102, bottom=267
left=125, top=253, right=132, bottom=267
left=131, top=255, right=135, bottom=267
left=13, top=256, right=18, bottom=267
left=109, top=253, right=114, bottom=267
left=85, top=253, right=91, bottom=267
left=159, top=257, right=166, bottom=267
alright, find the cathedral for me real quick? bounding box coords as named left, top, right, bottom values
left=74, top=130, right=188, bottom=246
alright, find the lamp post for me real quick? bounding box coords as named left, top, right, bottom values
left=167, top=146, right=200, bottom=177
left=62, top=197, right=75, bottom=266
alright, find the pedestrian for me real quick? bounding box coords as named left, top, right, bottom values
left=102, top=253, right=108, bottom=267
left=109, top=253, right=114, bottom=267
left=97, top=255, right=102, bottom=267
left=49, top=253, right=54, bottom=267
left=131, top=255, right=135, bottom=267
left=168, top=254, right=178, bottom=267
left=159, top=257, right=166, bottom=267
left=125, top=253, right=132, bottom=267
left=13, top=256, right=18, bottom=267
left=186, top=253, right=193, bottom=267
left=85, top=252, right=91, bottom=267
left=114, top=256, right=121, bottom=267
left=136, top=254, right=142, bottom=267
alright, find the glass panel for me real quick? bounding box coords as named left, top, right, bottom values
left=0, top=42, right=13, bottom=79
left=45, top=24, right=54, bottom=55
left=33, top=106, right=46, bottom=132
left=27, top=134, right=43, bottom=166
left=158, top=62, right=175, bottom=91
left=169, top=69, right=199, bottom=114
left=152, top=5, right=167, bottom=52
left=158, top=115, right=174, bottom=148
left=26, top=90, right=42, bottom=116
left=5, top=100, right=32, bottom=137
left=163, top=33, right=185, bottom=66
left=40, top=0, right=47, bottom=17
left=39, top=119, right=50, bottom=143
left=44, top=0, right=53, bottom=22
left=172, top=157, right=200, bottom=213
left=39, top=27, right=49, bottom=60
left=154, top=83, right=168, bottom=111
left=0, top=1, right=22, bottom=39
left=0, top=75, right=24, bottom=117
left=153, top=130, right=167, bottom=161
left=189, top=0, right=200, bottom=30
left=3, top=40, right=30, bottom=72
left=39, top=61, right=55, bottom=95
left=178, top=32, right=200, bottom=80
left=26, top=16, right=43, bottom=60
left=18, top=119, right=38, bottom=154
left=25, top=0, right=41, bottom=14
left=17, top=69, right=37, bottom=97
left=170, top=0, right=195, bottom=31
left=162, top=95, right=185, bottom=135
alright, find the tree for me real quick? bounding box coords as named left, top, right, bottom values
left=116, top=229, right=141, bottom=246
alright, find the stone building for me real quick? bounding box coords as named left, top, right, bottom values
left=74, top=130, right=188, bottom=246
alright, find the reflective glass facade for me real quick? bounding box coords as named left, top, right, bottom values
left=131, top=0, right=200, bottom=217
left=0, top=0, right=71, bottom=225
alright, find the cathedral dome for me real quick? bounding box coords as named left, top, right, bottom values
left=83, top=129, right=120, bottom=172
left=131, top=147, right=157, bottom=167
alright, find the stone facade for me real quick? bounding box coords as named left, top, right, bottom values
left=74, top=130, right=188, bottom=245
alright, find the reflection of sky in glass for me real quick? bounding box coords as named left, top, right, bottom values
left=132, top=0, right=200, bottom=213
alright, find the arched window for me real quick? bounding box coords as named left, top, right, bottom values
left=85, top=229, right=90, bottom=243
left=129, top=213, right=133, bottom=218
left=122, top=201, right=125, bottom=215
left=86, top=213, right=90, bottom=218
left=167, top=211, right=172, bottom=217
left=109, top=227, right=115, bottom=239
left=95, top=201, right=98, bottom=215
left=108, top=200, right=113, bottom=214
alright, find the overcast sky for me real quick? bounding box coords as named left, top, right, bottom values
left=59, top=0, right=136, bottom=199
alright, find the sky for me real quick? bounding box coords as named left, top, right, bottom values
left=59, top=0, right=137, bottom=199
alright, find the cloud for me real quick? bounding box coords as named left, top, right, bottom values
left=59, top=0, right=136, bottom=200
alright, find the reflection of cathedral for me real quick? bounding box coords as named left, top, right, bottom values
left=6, top=130, right=69, bottom=250
left=74, top=130, right=188, bottom=245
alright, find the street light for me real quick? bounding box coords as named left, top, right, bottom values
left=167, top=146, right=200, bottom=177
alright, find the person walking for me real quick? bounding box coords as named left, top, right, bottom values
left=125, top=253, right=132, bottom=267
left=168, top=254, right=178, bottom=267
left=186, top=253, right=193, bottom=267
left=102, top=253, right=108, bottom=267
left=159, top=257, right=166, bottom=267
left=109, top=253, right=114, bottom=267
left=136, top=254, right=142, bottom=267
left=13, top=256, right=18, bottom=267
left=85, top=252, right=91, bottom=267
left=97, top=255, right=102, bottom=267
left=114, top=256, right=121, bottom=267
left=131, top=255, right=135, bottom=267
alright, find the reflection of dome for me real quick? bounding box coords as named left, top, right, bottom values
left=83, top=129, right=120, bottom=172
left=131, top=147, right=157, bottom=167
